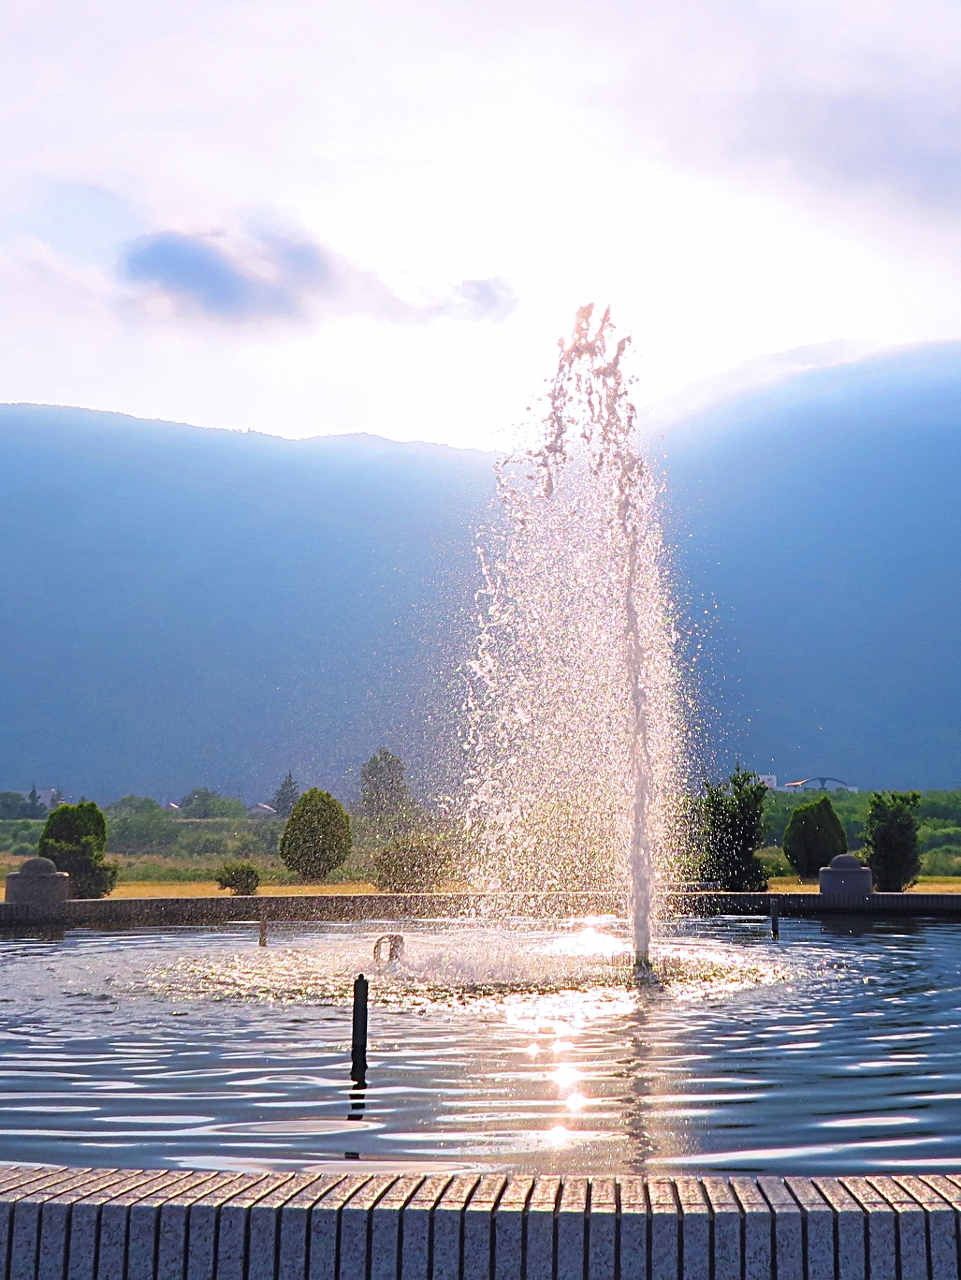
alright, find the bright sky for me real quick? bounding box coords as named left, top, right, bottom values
left=4, top=0, right=961, bottom=449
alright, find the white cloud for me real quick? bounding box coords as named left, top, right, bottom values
left=0, top=0, right=961, bottom=446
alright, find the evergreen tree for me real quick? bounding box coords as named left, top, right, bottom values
left=701, top=765, right=769, bottom=891
left=864, top=791, right=922, bottom=891
left=23, top=786, right=46, bottom=819
left=272, top=772, right=300, bottom=820
left=360, top=749, right=410, bottom=825
left=178, top=788, right=247, bottom=818
left=783, top=796, right=847, bottom=879
left=279, top=788, right=351, bottom=881
left=38, top=800, right=118, bottom=898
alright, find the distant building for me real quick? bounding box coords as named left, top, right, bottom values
left=758, top=775, right=777, bottom=789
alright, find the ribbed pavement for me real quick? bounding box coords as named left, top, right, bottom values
left=0, top=1164, right=960, bottom=1279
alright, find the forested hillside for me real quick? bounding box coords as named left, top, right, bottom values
left=3, top=341, right=961, bottom=799
left=0, top=406, right=494, bottom=801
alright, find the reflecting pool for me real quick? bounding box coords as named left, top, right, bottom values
left=1, top=917, right=959, bottom=1175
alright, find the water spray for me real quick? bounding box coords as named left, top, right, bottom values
left=464, top=306, right=687, bottom=966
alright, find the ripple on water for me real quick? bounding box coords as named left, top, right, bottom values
left=0, top=918, right=959, bottom=1175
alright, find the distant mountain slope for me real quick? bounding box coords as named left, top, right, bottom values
left=663, top=343, right=961, bottom=789
left=3, top=343, right=961, bottom=800
left=0, top=406, right=496, bottom=801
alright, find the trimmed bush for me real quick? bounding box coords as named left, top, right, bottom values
left=375, top=834, right=454, bottom=892
left=38, top=801, right=118, bottom=899
left=279, top=789, right=351, bottom=881
left=700, top=766, right=769, bottom=891
left=216, top=861, right=260, bottom=895
left=865, top=790, right=922, bottom=891
left=783, top=796, right=847, bottom=880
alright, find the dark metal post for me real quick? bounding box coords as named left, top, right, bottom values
left=771, top=896, right=779, bottom=940
left=259, top=916, right=267, bottom=947
left=351, top=973, right=368, bottom=1084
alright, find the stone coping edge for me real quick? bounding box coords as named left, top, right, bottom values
left=0, top=1163, right=958, bottom=1279
left=3, top=889, right=961, bottom=929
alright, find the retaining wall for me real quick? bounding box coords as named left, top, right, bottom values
left=0, top=1163, right=959, bottom=1280
left=3, top=889, right=961, bottom=930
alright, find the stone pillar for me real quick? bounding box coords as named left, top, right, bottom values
left=4, top=856, right=70, bottom=913
left=819, top=853, right=873, bottom=896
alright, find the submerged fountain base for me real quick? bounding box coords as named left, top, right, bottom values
left=1, top=1161, right=956, bottom=1280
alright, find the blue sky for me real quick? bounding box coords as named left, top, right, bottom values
left=2, top=0, right=961, bottom=448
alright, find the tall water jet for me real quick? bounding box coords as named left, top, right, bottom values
left=463, top=306, right=687, bottom=963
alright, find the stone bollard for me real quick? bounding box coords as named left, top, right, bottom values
left=4, top=856, right=70, bottom=915
left=819, top=853, right=873, bottom=896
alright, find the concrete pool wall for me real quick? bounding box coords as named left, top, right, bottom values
left=0, top=1162, right=957, bottom=1280
left=5, top=889, right=961, bottom=930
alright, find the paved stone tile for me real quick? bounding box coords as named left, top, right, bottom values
left=400, top=1173, right=451, bottom=1280
left=524, top=1176, right=560, bottom=1280
left=245, top=1173, right=329, bottom=1280
left=68, top=1172, right=162, bottom=1280
left=307, top=1174, right=371, bottom=1280
left=369, top=1176, right=422, bottom=1280
left=617, top=1178, right=647, bottom=1280
left=840, top=1178, right=896, bottom=1280
left=674, top=1178, right=708, bottom=1280
left=1, top=1167, right=94, bottom=1280
left=896, top=1175, right=959, bottom=1280
left=184, top=1174, right=269, bottom=1280
left=921, top=1173, right=961, bottom=1280
left=587, top=1178, right=616, bottom=1280
left=701, top=1177, right=740, bottom=1280
left=647, top=1179, right=679, bottom=1280
left=276, top=1175, right=344, bottom=1280
left=337, top=1174, right=397, bottom=1280
left=811, top=1178, right=865, bottom=1280
left=731, top=1177, right=772, bottom=1280
left=97, top=1171, right=192, bottom=1280
left=556, top=1177, right=587, bottom=1280
left=432, top=1174, right=479, bottom=1280
left=463, top=1174, right=507, bottom=1280
left=867, top=1177, right=927, bottom=1280
left=126, top=1173, right=218, bottom=1280
left=157, top=1173, right=247, bottom=1280
left=9, top=1169, right=95, bottom=1280
left=785, top=1178, right=834, bottom=1280
left=218, top=1174, right=295, bottom=1280
left=758, top=1178, right=802, bottom=1280
left=492, top=1177, right=531, bottom=1280
left=39, top=1172, right=142, bottom=1280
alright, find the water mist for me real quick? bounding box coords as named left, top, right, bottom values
left=463, top=306, right=686, bottom=963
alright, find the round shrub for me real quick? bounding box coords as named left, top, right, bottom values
left=216, top=861, right=260, bottom=896
left=38, top=801, right=118, bottom=899
left=279, top=789, right=350, bottom=882
left=375, top=834, right=454, bottom=892
left=783, top=796, right=847, bottom=879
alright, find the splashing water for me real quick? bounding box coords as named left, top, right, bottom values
left=463, top=307, right=688, bottom=963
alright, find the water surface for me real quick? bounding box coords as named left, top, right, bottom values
left=0, top=917, right=959, bottom=1175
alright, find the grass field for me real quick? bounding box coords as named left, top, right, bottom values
left=103, top=880, right=380, bottom=898
left=768, top=876, right=961, bottom=893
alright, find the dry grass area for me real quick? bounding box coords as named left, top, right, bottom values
left=769, top=876, right=961, bottom=894
left=104, top=880, right=380, bottom=898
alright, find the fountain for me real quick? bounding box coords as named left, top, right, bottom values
left=463, top=305, right=687, bottom=963
left=3, top=313, right=961, bottom=1280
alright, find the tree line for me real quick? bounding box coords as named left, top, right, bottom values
left=699, top=767, right=923, bottom=892
left=22, top=748, right=452, bottom=898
